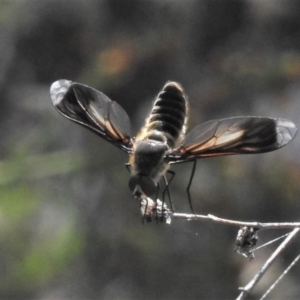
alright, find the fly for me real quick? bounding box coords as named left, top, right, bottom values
left=50, top=80, right=297, bottom=211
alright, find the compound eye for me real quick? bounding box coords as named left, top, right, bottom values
left=128, top=175, right=157, bottom=198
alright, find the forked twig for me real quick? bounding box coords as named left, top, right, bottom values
left=259, top=252, right=300, bottom=300
left=236, top=228, right=300, bottom=300
left=139, top=199, right=300, bottom=298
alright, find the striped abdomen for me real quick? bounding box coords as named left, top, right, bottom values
left=141, top=82, right=188, bottom=148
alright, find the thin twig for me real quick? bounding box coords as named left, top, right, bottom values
left=172, top=213, right=300, bottom=229
left=236, top=228, right=300, bottom=300
left=250, top=233, right=291, bottom=253
left=259, top=252, right=300, bottom=300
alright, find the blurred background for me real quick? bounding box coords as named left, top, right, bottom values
left=1, top=0, right=300, bottom=299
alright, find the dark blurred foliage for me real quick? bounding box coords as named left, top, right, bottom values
left=0, top=0, right=300, bottom=299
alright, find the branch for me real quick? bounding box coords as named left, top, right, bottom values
left=236, top=228, right=300, bottom=300
left=260, top=252, right=300, bottom=300
left=140, top=198, right=300, bottom=298
left=172, top=213, right=300, bottom=230
left=140, top=198, right=300, bottom=230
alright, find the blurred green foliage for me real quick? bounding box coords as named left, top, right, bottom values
left=0, top=151, right=84, bottom=296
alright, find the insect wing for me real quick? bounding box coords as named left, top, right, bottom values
left=169, top=117, right=297, bottom=161
left=50, top=80, right=132, bottom=153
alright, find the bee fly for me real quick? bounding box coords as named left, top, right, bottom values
left=50, top=80, right=297, bottom=212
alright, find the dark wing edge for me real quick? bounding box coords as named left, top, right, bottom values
left=168, top=117, right=297, bottom=163
left=50, top=79, right=133, bottom=153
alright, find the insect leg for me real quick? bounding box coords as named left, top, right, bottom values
left=186, top=159, right=197, bottom=214
left=154, top=183, right=161, bottom=223
left=162, top=170, right=176, bottom=212
left=141, top=198, right=149, bottom=224
left=125, top=163, right=131, bottom=173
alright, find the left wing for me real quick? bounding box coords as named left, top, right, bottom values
left=50, top=80, right=133, bottom=153
left=168, top=117, right=297, bottom=163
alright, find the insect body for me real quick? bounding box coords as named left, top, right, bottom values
left=50, top=80, right=297, bottom=204
left=128, top=82, right=188, bottom=199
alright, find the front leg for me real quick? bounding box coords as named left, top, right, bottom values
left=125, top=163, right=131, bottom=173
